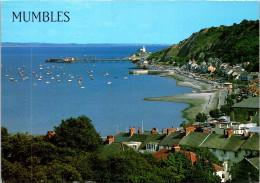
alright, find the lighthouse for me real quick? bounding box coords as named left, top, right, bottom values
left=142, top=45, right=146, bottom=53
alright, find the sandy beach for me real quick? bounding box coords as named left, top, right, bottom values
left=144, top=72, right=219, bottom=123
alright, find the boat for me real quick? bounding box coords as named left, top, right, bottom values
left=68, top=80, right=72, bottom=82
left=80, top=86, right=85, bottom=89
left=107, top=82, right=112, bottom=85
left=39, top=67, right=43, bottom=70
left=5, top=74, right=9, bottom=77
left=33, top=83, right=37, bottom=86
left=38, top=78, right=42, bottom=81
left=56, top=75, right=60, bottom=77
left=51, top=77, right=55, bottom=80
left=10, top=78, right=14, bottom=81
left=124, top=77, right=128, bottom=80
left=57, top=80, right=61, bottom=82
left=105, top=73, right=109, bottom=76
left=46, top=81, right=50, bottom=84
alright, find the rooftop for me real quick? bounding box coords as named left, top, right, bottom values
left=232, top=97, right=259, bottom=109
left=246, top=157, right=259, bottom=170
left=159, top=132, right=185, bottom=146
left=114, top=132, right=130, bottom=143
left=240, top=134, right=259, bottom=151
left=179, top=132, right=209, bottom=146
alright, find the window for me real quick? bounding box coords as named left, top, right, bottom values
left=147, top=144, right=150, bottom=150
left=234, top=152, right=238, bottom=158
left=133, top=145, right=137, bottom=149
left=223, top=150, right=226, bottom=154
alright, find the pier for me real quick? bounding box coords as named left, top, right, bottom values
left=46, top=57, right=132, bottom=63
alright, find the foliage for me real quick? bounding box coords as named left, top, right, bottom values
left=148, top=20, right=259, bottom=72
left=180, top=121, right=187, bottom=128
left=209, top=109, right=221, bottom=118
left=195, top=112, right=208, bottom=122
left=54, top=115, right=102, bottom=152
left=1, top=115, right=223, bottom=182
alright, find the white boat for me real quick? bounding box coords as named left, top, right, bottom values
left=57, top=80, right=61, bottom=82
left=38, top=78, right=42, bottom=81
left=46, top=81, right=50, bottom=84
left=105, top=73, right=109, bottom=76
left=51, top=77, right=55, bottom=80
left=68, top=80, right=72, bottom=82
left=5, top=74, right=9, bottom=77
left=39, top=67, right=43, bottom=70
left=107, top=82, right=112, bottom=85
left=71, top=76, right=74, bottom=79
left=10, top=78, right=14, bottom=81
left=56, top=75, right=60, bottom=77
left=124, top=77, right=128, bottom=80
left=80, top=86, right=85, bottom=89
left=33, top=83, right=37, bottom=86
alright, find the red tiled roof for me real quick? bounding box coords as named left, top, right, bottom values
left=153, top=149, right=170, bottom=160
left=153, top=149, right=223, bottom=170
left=213, top=163, right=223, bottom=171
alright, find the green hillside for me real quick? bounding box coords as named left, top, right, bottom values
left=148, top=20, right=259, bottom=72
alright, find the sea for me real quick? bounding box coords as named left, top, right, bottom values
left=1, top=44, right=193, bottom=136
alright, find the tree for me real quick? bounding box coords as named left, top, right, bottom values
left=54, top=115, right=102, bottom=152
left=195, top=113, right=207, bottom=122
left=209, top=109, right=221, bottom=118
left=180, top=121, right=187, bottom=128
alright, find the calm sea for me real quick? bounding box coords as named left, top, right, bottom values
left=1, top=45, right=192, bottom=136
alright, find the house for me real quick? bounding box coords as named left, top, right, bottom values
left=239, top=72, right=258, bottom=82
left=231, top=97, right=259, bottom=122
left=211, top=121, right=250, bottom=135
left=179, top=131, right=259, bottom=168
left=154, top=144, right=230, bottom=182
left=231, top=157, right=259, bottom=182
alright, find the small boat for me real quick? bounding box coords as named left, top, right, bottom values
left=57, top=80, right=61, bottom=82
left=56, top=75, right=60, bottom=77
left=22, top=65, right=26, bottom=68
left=38, top=78, right=42, bottom=81
left=18, top=68, right=21, bottom=70
left=46, top=81, right=50, bottom=84
left=51, top=77, right=55, bottom=80
left=80, top=86, right=85, bottom=89
left=105, top=73, right=109, bottom=76
left=107, top=82, right=112, bottom=85
left=10, top=78, right=14, bottom=81
left=39, top=67, right=43, bottom=70
left=47, top=67, right=50, bottom=69
left=62, top=72, right=66, bottom=75
left=68, top=80, right=72, bottom=82
left=124, top=77, right=128, bottom=80
left=39, top=64, right=42, bottom=67
left=5, top=74, right=9, bottom=77
left=33, top=83, right=37, bottom=86
left=91, top=77, right=94, bottom=80
left=71, top=76, right=74, bottom=79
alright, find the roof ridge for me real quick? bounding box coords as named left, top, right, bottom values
left=199, top=133, right=211, bottom=147
left=245, top=158, right=259, bottom=170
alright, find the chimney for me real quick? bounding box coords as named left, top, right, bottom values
left=172, top=144, right=181, bottom=153
left=250, top=132, right=255, bottom=137
left=162, top=128, right=167, bottom=134
left=167, top=127, right=175, bottom=135
left=26, top=131, right=29, bottom=136
left=46, top=131, right=54, bottom=139
left=138, top=127, right=142, bottom=134
left=185, top=125, right=194, bottom=135
left=151, top=128, right=158, bottom=134
left=129, top=127, right=136, bottom=136
left=121, top=142, right=125, bottom=151
left=105, top=135, right=114, bottom=144
left=226, top=128, right=234, bottom=138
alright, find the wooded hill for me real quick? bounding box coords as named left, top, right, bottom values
left=148, top=20, right=259, bottom=72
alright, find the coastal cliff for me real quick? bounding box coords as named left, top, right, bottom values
left=148, top=20, right=259, bottom=72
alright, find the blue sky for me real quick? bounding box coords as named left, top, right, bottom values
left=1, top=1, right=259, bottom=44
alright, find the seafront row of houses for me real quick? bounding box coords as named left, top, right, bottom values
left=101, top=97, right=259, bottom=182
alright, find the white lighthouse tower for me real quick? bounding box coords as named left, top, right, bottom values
left=142, top=45, right=146, bottom=53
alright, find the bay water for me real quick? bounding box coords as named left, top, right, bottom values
left=1, top=45, right=193, bottom=136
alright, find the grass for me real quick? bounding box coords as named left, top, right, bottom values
left=143, top=95, right=204, bottom=124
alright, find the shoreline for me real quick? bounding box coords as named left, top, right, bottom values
left=143, top=72, right=219, bottom=123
